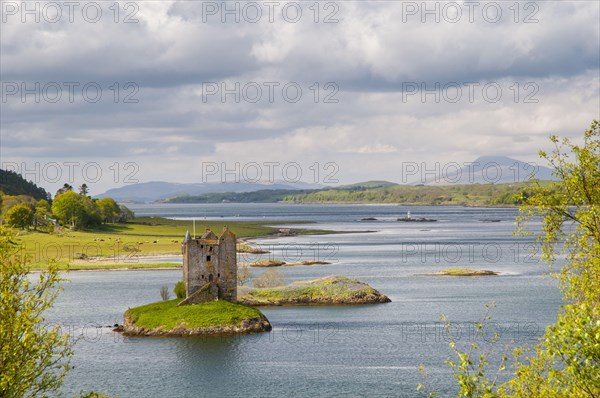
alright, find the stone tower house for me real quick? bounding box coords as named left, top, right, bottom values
left=180, top=226, right=237, bottom=305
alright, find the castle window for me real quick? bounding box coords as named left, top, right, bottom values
left=200, top=245, right=204, bottom=249
left=201, top=275, right=204, bottom=279
left=209, top=246, right=213, bottom=253
left=218, top=273, right=220, bottom=278
left=206, top=255, right=211, bottom=261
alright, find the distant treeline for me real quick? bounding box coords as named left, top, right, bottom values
left=162, top=189, right=320, bottom=203
left=162, top=182, right=540, bottom=206
left=283, top=182, right=537, bottom=206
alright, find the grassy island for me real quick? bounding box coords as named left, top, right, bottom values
left=238, top=276, right=391, bottom=306
left=245, top=259, right=332, bottom=267
left=119, top=299, right=271, bottom=336
left=417, top=267, right=499, bottom=276
left=246, top=259, right=287, bottom=267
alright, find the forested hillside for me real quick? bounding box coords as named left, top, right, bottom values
left=0, top=169, right=51, bottom=201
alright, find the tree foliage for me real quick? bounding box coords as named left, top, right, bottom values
left=0, top=169, right=51, bottom=201
left=33, top=199, right=51, bottom=231
left=0, top=227, right=73, bottom=397
left=504, top=120, right=600, bottom=397
left=51, top=191, right=102, bottom=229
left=4, top=203, right=34, bottom=229
left=117, top=204, right=134, bottom=223
left=79, top=184, right=89, bottom=196
left=0, top=194, right=36, bottom=221
left=426, top=121, right=600, bottom=397
left=96, top=198, right=120, bottom=224
left=174, top=280, right=186, bottom=299
left=55, top=183, right=73, bottom=197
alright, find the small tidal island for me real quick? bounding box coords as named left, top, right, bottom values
left=416, top=267, right=499, bottom=277
left=238, top=275, right=391, bottom=306
left=245, top=259, right=332, bottom=267
left=397, top=211, right=437, bottom=222
left=119, top=299, right=271, bottom=336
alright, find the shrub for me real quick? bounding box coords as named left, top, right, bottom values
left=237, top=264, right=253, bottom=286
left=159, top=285, right=170, bottom=301
left=174, top=281, right=185, bottom=299
left=252, top=269, right=285, bottom=289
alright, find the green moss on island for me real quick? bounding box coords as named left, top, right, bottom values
left=238, top=276, right=391, bottom=306
left=120, top=299, right=271, bottom=336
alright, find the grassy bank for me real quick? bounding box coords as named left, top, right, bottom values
left=122, top=299, right=271, bottom=336
left=45, top=263, right=181, bottom=271
left=13, top=217, right=332, bottom=269
left=238, top=276, right=391, bottom=306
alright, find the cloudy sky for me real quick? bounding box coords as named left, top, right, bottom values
left=1, top=1, right=599, bottom=195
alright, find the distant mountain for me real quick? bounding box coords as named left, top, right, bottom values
left=95, top=156, right=556, bottom=202
left=0, top=169, right=52, bottom=201
left=95, top=181, right=325, bottom=202
left=413, top=156, right=556, bottom=185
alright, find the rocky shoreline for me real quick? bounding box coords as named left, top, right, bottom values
left=239, top=294, right=391, bottom=307
left=117, top=312, right=271, bottom=337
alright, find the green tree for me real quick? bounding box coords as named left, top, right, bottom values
left=117, top=204, right=134, bottom=223
left=427, top=121, right=600, bottom=397
left=55, top=183, right=73, bottom=197
left=0, top=227, right=73, bottom=397
left=51, top=191, right=101, bottom=229
left=1, top=195, right=36, bottom=221
left=96, top=198, right=120, bottom=223
left=79, top=183, right=89, bottom=196
left=503, top=120, right=600, bottom=397
left=33, top=199, right=51, bottom=231
left=4, top=203, right=34, bottom=229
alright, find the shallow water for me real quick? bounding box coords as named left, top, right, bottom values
left=50, top=204, right=560, bottom=397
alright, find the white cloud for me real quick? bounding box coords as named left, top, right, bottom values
left=1, top=1, right=598, bottom=194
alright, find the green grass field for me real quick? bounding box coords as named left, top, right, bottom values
left=125, top=299, right=265, bottom=330
left=14, top=217, right=329, bottom=269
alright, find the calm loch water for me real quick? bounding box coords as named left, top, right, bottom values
left=50, top=204, right=561, bottom=397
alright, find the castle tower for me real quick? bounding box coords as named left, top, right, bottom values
left=217, top=226, right=237, bottom=301
left=181, top=226, right=237, bottom=304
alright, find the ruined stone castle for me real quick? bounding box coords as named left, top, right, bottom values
left=179, top=227, right=237, bottom=305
